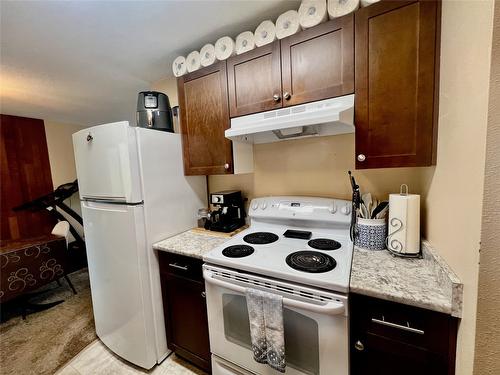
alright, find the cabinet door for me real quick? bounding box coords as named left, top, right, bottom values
left=355, top=0, right=440, bottom=169
left=178, top=61, right=233, bottom=175
left=351, top=333, right=447, bottom=375
left=281, top=15, right=354, bottom=107
left=161, top=272, right=211, bottom=371
left=227, top=41, right=282, bottom=117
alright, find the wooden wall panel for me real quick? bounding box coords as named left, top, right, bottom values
left=0, top=115, right=55, bottom=240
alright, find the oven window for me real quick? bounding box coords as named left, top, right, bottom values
left=222, top=294, right=320, bottom=375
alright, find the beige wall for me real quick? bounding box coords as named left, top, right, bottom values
left=44, top=120, right=86, bottom=188
left=473, top=1, right=500, bottom=374
left=424, top=1, right=494, bottom=374
left=152, top=1, right=495, bottom=373
left=210, top=134, right=433, bottom=206
left=44, top=120, right=87, bottom=223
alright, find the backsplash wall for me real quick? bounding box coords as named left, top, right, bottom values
left=209, top=133, right=434, bottom=223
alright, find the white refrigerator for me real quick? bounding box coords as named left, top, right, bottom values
left=73, top=121, right=207, bottom=369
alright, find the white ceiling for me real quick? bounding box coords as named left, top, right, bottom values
left=0, top=0, right=300, bottom=126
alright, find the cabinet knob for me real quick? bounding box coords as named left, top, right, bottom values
left=224, top=163, right=230, bottom=170
left=357, top=154, right=366, bottom=162
left=86, top=133, right=93, bottom=142
left=201, top=291, right=206, bottom=298
left=273, top=94, right=281, bottom=102
left=283, top=92, right=291, bottom=100
left=354, top=340, right=365, bottom=351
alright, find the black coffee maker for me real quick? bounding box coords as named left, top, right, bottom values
left=205, top=190, right=246, bottom=233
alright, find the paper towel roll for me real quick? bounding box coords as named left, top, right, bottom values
left=387, top=185, right=420, bottom=255
left=186, top=51, right=201, bottom=73
left=328, top=0, right=360, bottom=19
left=298, top=0, right=328, bottom=29
left=360, top=0, right=380, bottom=7
left=215, top=36, right=236, bottom=60
left=172, top=56, right=186, bottom=77
left=254, top=20, right=277, bottom=47
left=200, top=44, right=216, bottom=67
left=276, top=10, right=302, bottom=39
left=235, top=31, right=255, bottom=55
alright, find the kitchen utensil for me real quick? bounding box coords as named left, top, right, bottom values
left=375, top=204, right=389, bottom=219
left=362, top=193, right=372, bottom=217
left=348, top=171, right=360, bottom=241
left=372, top=198, right=379, bottom=216
left=360, top=203, right=369, bottom=219
left=371, top=201, right=388, bottom=219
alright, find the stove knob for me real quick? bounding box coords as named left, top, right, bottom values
left=261, top=202, right=268, bottom=210
left=252, top=202, right=259, bottom=210
left=341, top=205, right=351, bottom=215
left=329, top=205, right=337, bottom=214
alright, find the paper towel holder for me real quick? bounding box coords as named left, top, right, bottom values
left=386, top=184, right=422, bottom=259
left=400, top=184, right=409, bottom=196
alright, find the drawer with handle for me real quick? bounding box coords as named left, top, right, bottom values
left=158, top=251, right=203, bottom=282
left=350, top=293, right=458, bottom=356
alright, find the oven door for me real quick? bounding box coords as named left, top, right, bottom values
left=203, top=265, right=349, bottom=375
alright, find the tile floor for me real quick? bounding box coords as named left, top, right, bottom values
left=56, top=340, right=207, bottom=375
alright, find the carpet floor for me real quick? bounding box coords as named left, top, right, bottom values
left=0, top=269, right=97, bottom=375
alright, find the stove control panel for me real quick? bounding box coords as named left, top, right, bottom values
left=249, top=196, right=352, bottom=225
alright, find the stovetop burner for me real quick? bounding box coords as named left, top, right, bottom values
left=286, top=251, right=336, bottom=273
left=308, top=238, right=341, bottom=251
left=222, top=245, right=255, bottom=258
left=243, top=232, right=279, bottom=245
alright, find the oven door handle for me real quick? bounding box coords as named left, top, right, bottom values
left=203, top=270, right=345, bottom=316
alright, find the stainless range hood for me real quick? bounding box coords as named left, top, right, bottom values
left=225, top=94, right=354, bottom=144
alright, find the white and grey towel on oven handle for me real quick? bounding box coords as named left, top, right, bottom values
left=246, top=288, right=286, bottom=373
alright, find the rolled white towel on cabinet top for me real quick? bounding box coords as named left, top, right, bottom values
left=172, top=56, right=186, bottom=77
left=200, top=43, right=216, bottom=67
left=254, top=20, right=277, bottom=47
left=275, top=10, right=302, bottom=39
left=360, top=0, right=380, bottom=7
left=235, top=31, right=255, bottom=55
left=328, top=0, right=360, bottom=18
left=186, top=51, right=201, bottom=73
left=215, top=36, right=236, bottom=60
left=298, top=0, right=328, bottom=29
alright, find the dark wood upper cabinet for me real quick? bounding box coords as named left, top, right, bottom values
left=178, top=61, right=233, bottom=175
left=355, top=0, right=441, bottom=169
left=281, top=15, right=354, bottom=107
left=227, top=17, right=354, bottom=117
left=227, top=41, right=282, bottom=117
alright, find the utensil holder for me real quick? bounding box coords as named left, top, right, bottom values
left=355, top=218, right=387, bottom=250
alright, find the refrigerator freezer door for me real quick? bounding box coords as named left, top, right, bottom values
left=73, top=121, right=142, bottom=203
left=81, top=200, right=156, bottom=369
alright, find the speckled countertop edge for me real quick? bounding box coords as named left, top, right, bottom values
left=153, top=230, right=229, bottom=260
left=421, top=240, right=463, bottom=318
left=350, top=240, right=463, bottom=318
left=155, top=230, right=463, bottom=318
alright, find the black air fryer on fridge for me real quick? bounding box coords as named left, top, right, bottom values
left=136, top=91, right=174, bottom=132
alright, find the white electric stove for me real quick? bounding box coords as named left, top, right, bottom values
left=203, top=196, right=354, bottom=375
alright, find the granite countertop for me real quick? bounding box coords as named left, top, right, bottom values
left=350, top=240, right=463, bottom=318
left=153, top=230, right=229, bottom=259
left=154, top=230, right=463, bottom=318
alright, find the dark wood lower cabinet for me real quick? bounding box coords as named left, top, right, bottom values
left=350, top=293, right=458, bottom=375
left=159, top=252, right=211, bottom=373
